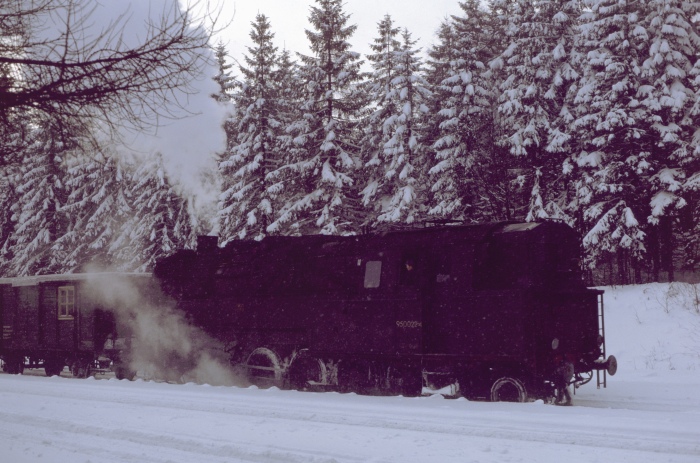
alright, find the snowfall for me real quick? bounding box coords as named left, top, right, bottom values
left=1, top=283, right=699, bottom=463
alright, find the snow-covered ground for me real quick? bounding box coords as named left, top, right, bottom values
left=1, top=283, right=699, bottom=463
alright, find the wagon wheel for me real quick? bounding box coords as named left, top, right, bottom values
left=70, top=359, right=90, bottom=379
left=490, top=376, right=528, bottom=402
left=114, top=364, right=136, bottom=381
left=44, top=358, right=64, bottom=377
left=4, top=356, right=24, bottom=375
left=245, top=347, right=283, bottom=388
left=12, top=357, right=24, bottom=374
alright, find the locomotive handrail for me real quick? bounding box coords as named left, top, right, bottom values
left=597, top=292, right=607, bottom=389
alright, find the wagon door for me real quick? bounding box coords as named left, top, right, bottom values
left=13, top=285, right=40, bottom=353
left=43, top=283, right=80, bottom=353
left=39, top=283, right=58, bottom=350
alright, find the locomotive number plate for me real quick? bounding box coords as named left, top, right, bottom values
left=396, top=320, right=422, bottom=328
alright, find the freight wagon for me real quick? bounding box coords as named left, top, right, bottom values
left=0, top=273, right=153, bottom=379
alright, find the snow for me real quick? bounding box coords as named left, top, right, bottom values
left=1, top=283, right=700, bottom=463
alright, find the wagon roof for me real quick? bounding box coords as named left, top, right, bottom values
left=0, top=272, right=151, bottom=287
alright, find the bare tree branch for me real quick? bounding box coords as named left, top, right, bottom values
left=0, top=0, right=218, bottom=135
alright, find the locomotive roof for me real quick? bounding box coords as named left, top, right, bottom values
left=0, top=272, right=151, bottom=287
left=377, top=220, right=544, bottom=238
left=223, top=221, right=538, bottom=242
left=213, top=221, right=558, bottom=257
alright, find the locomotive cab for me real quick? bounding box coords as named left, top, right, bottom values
left=473, top=221, right=616, bottom=399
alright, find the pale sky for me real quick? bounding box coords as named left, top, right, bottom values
left=216, top=0, right=465, bottom=65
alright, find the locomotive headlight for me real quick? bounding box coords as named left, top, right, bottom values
left=596, top=335, right=604, bottom=347
left=551, top=338, right=559, bottom=350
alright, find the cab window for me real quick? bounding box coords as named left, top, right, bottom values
left=364, top=261, right=382, bottom=288
left=400, top=256, right=418, bottom=286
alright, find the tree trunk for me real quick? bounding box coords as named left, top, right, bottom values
left=660, top=215, right=674, bottom=282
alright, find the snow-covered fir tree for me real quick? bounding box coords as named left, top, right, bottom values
left=211, top=42, right=239, bottom=153
left=423, top=20, right=460, bottom=158
left=4, top=120, right=74, bottom=275
left=55, top=146, right=132, bottom=271
left=274, top=48, right=303, bottom=139
left=373, top=29, right=431, bottom=225
left=263, top=48, right=304, bottom=228
left=218, top=14, right=283, bottom=243
left=638, top=4, right=700, bottom=216
left=269, top=0, right=365, bottom=235
left=0, top=158, right=18, bottom=269
left=427, top=0, right=500, bottom=220
left=638, top=0, right=700, bottom=278
left=569, top=0, right=654, bottom=270
left=110, top=152, right=196, bottom=272
left=212, top=41, right=237, bottom=104
left=359, top=14, right=402, bottom=225
left=494, top=0, right=583, bottom=222
left=678, top=192, right=700, bottom=272
left=0, top=80, right=31, bottom=270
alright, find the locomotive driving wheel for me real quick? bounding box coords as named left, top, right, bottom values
left=245, top=347, right=283, bottom=388
left=490, top=376, right=528, bottom=402
left=337, top=361, right=371, bottom=394
left=288, top=354, right=327, bottom=391
left=386, top=365, right=422, bottom=397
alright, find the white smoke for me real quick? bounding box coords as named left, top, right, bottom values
left=108, top=1, right=228, bottom=230
left=84, top=270, right=246, bottom=387
left=76, top=0, right=235, bottom=383
left=35, top=0, right=228, bottom=230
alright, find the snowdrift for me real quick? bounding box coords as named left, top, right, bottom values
left=603, top=282, right=700, bottom=372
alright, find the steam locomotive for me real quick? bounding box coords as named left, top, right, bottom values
left=156, top=220, right=617, bottom=401
left=0, top=221, right=617, bottom=402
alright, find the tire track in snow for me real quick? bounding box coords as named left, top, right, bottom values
left=1, top=377, right=699, bottom=460
left=0, top=411, right=366, bottom=463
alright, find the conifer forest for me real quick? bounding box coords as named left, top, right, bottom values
left=2, top=0, right=700, bottom=285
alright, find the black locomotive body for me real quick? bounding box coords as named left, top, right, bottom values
left=0, top=273, right=152, bottom=379
left=155, top=221, right=617, bottom=401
